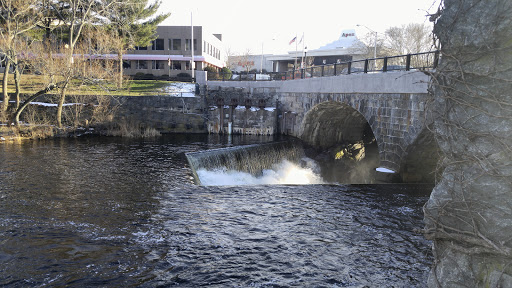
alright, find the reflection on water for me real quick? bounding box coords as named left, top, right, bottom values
left=0, top=135, right=432, bottom=287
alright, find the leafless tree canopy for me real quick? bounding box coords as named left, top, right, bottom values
left=0, top=0, right=168, bottom=127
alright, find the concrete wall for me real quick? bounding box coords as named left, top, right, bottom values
left=207, top=71, right=430, bottom=94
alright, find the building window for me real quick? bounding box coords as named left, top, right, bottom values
left=152, top=39, right=164, bottom=50
left=171, top=39, right=181, bottom=50
left=185, top=39, right=198, bottom=51
left=135, top=45, right=147, bottom=50
left=137, top=60, right=147, bottom=69
left=152, top=60, right=165, bottom=70
left=123, top=60, right=131, bottom=69
left=203, top=41, right=206, bottom=52
left=172, top=61, right=182, bottom=70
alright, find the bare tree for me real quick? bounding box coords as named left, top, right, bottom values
left=13, top=26, right=118, bottom=126
left=105, top=0, right=169, bottom=87
left=384, top=23, right=433, bottom=55
left=0, top=0, right=42, bottom=119
left=350, top=31, right=384, bottom=58
left=240, top=49, right=254, bottom=74
left=50, top=0, right=115, bottom=128
left=224, top=47, right=236, bottom=71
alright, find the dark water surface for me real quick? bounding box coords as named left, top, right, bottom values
left=0, top=135, right=432, bottom=287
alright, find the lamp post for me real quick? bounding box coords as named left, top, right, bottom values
left=260, top=37, right=275, bottom=73
left=303, top=47, right=308, bottom=79
left=356, top=24, right=378, bottom=71
left=260, top=42, right=264, bottom=73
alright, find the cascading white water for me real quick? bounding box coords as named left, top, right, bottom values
left=197, top=158, right=325, bottom=186
left=186, top=142, right=325, bottom=185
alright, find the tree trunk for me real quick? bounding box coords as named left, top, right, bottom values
left=1, top=61, right=11, bottom=114
left=13, top=83, right=57, bottom=126
left=14, top=57, right=21, bottom=110
left=56, top=83, right=68, bottom=128
left=117, top=52, right=123, bottom=88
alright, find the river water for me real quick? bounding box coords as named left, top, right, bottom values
left=0, top=135, right=432, bottom=287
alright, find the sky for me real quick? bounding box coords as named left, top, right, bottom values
left=157, top=0, right=441, bottom=55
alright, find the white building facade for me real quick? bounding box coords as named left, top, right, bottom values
left=122, top=26, right=225, bottom=77
left=266, top=29, right=366, bottom=72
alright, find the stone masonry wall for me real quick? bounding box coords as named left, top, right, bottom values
left=207, top=72, right=434, bottom=175
left=115, top=96, right=207, bottom=133
left=279, top=92, right=431, bottom=173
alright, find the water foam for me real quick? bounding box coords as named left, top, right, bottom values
left=197, top=159, right=325, bottom=186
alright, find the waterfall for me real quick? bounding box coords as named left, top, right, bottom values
left=186, top=142, right=306, bottom=185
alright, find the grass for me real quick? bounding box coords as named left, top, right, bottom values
left=0, top=125, right=57, bottom=141
left=0, top=74, right=178, bottom=97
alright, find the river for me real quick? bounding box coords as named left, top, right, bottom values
left=0, top=135, right=432, bottom=287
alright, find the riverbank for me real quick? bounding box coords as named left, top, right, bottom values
left=0, top=125, right=103, bottom=142
left=0, top=81, right=198, bottom=142
left=0, top=122, right=162, bottom=143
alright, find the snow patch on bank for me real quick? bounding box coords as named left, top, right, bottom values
left=161, top=82, right=196, bottom=97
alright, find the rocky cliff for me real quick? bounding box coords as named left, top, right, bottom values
left=425, top=0, right=512, bottom=286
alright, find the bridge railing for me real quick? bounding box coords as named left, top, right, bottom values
left=216, top=50, right=439, bottom=81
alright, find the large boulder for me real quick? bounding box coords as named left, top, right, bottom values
left=425, top=0, right=512, bottom=286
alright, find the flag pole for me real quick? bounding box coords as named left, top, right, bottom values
left=191, top=12, right=195, bottom=82
left=294, top=34, right=298, bottom=73
left=301, top=32, right=305, bottom=69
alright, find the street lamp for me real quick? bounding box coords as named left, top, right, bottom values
left=304, top=47, right=308, bottom=66
left=261, top=42, right=264, bottom=73
left=260, top=37, right=275, bottom=73
left=303, top=47, right=308, bottom=79
left=356, top=24, right=378, bottom=71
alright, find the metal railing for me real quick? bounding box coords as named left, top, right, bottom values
left=214, top=50, right=439, bottom=81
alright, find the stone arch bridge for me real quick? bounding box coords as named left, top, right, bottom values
left=205, top=71, right=439, bottom=182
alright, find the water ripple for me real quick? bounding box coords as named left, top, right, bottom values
left=0, top=136, right=432, bottom=287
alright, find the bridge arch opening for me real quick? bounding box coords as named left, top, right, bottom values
left=399, top=126, right=441, bottom=183
left=299, top=101, right=380, bottom=183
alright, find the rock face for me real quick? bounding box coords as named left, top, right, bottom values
left=424, top=0, right=512, bottom=286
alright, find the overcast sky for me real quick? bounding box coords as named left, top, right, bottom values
left=158, top=0, right=441, bottom=55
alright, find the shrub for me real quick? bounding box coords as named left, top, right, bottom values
left=204, top=66, right=218, bottom=80
left=220, top=67, right=232, bottom=80
left=177, top=72, right=191, bottom=78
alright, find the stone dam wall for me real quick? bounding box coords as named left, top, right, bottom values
left=114, top=95, right=207, bottom=133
